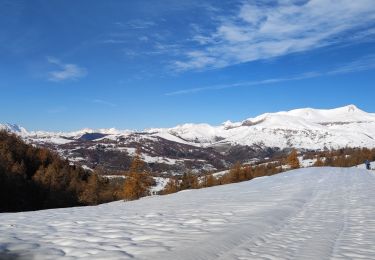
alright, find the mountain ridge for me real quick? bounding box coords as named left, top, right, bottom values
left=1, top=104, right=371, bottom=136
left=2, top=105, right=375, bottom=174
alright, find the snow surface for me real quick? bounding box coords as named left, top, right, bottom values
left=299, top=156, right=317, bottom=168
left=2, top=167, right=375, bottom=259
left=150, top=177, right=170, bottom=194
left=212, top=169, right=229, bottom=177
left=355, top=161, right=375, bottom=170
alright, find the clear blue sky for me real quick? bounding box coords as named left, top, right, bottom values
left=1, top=0, right=375, bottom=131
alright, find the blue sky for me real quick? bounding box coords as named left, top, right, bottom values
left=1, top=0, right=375, bottom=131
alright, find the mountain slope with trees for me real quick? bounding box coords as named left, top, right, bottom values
left=0, top=131, right=123, bottom=212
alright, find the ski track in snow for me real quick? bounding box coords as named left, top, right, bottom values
left=1, top=167, right=375, bottom=259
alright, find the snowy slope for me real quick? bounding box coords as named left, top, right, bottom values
left=151, top=104, right=375, bottom=149
left=2, top=167, right=375, bottom=259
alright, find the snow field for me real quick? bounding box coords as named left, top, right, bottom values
left=1, top=167, right=375, bottom=259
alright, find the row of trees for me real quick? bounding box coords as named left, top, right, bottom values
left=161, top=147, right=375, bottom=197
left=160, top=148, right=326, bottom=196
left=162, top=171, right=202, bottom=194
left=53, top=147, right=375, bottom=204
left=123, top=148, right=300, bottom=200
left=162, top=160, right=284, bottom=195
left=312, top=148, right=375, bottom=167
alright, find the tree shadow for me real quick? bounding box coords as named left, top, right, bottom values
left=0, top=251, right=27, bottom=260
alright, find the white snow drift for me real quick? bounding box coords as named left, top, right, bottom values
left=1, top=167, right=375, bottom=259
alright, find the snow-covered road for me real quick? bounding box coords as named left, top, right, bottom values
left=1, top=167, right=375, bottom=259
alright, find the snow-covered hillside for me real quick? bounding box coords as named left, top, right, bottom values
left=1, top=167, right=375, bottom=259
left=2, top=104, right=375, bottom=149
left=0, top=123, right=28, bottom=136
left=2, top=105, right=375, bottom=174
left=149, top=104, right=375, bottom=149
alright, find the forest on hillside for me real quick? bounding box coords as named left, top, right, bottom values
left=0, top=131, right=126, bottom=212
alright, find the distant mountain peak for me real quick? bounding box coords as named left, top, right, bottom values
left=0, top=123, right=28, bottom=135
left=347, top=104, right=357, bottom=111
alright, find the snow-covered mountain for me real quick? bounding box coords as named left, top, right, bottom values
left=151, top=104, right=375, bottom=149
left=2, top=167, right=375, bottom=259
left=0, top=123, right=28, bottom=136
left=2, top=105, right=375, bottom=174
